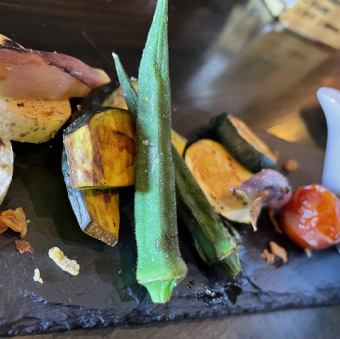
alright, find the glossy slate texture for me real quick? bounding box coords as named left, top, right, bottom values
left=2, top=133, right=340, bottom=336
left=1, top=0, right=340, bottom=336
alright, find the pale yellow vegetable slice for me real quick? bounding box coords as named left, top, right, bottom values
left=185, top=139, right=253, bottom=223
left=0, top=97, right=71, bottom=143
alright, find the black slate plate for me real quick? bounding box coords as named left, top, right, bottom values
left=1, top=125, right=340, bottom=336
left=0, top=0, right=339, bottom=336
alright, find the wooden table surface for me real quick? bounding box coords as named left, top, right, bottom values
left=1, top=0, right=340, bottom=337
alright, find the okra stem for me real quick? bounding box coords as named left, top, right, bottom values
left=112, top=52, right=138, bottom=118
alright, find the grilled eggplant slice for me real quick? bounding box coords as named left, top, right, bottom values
left=185, top=139, right=253, bottom=223
left=62, top=151, right=119, bottom=246
left=64, top=107, right=135, bottom=189
left=0, top=139, right=13, bottom=204
left=210, top=113, right=277, bottom=172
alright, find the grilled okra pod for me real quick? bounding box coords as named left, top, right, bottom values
left=113, top=5, right=240, bottom=279
left=113, top=55, right=241, bottom=276
left=114, top=0, right=187, bottom=303
left=173, top=149, right=240, bottom=277
left=113, top=0, right=240, bottom=291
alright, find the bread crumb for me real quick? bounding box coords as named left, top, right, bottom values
left=261, top=249, right=275, bottom=264
left=15, top=239, right=34, bottom=254
left=262, top=241, right=288, bottom=264
left=48, top=247, right=79, bottom=276
left=33, top=268, right=43, bottom=284
left=270, top=241, right=288, bottom=263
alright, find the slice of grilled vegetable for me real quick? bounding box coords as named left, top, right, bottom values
left=0, top=34, right=110, bottom=100
left=171, top=130, right=187, bottom=157
left=62, top=151, right=119, bottom=246
left=103, top=80, right=138, bottom=110
left=64, top=107, right=136, bottom=189
left=0, top=97, right=71, bottom=143
left=174, top=148, right=240, bottom=276
left=0, top=139, right=13, bottom=204
left=104, top=83, right=187, bottom=156
left=185, top=139, right=252, bottom=223
left=0, top=34, right=110, bottom=144
left=210, top=113, right=277, bottom=172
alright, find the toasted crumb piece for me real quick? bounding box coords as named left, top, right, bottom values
left=0, top=208, right=28, bottom=237
left=33, top=268, right=43, bottom=284
left=261, top=248, right=275, bottom=264
left=269, top=241, right=288, bottom=263
left=282, top=159, right=299, bottom=173
left=48, top=247, right=80, bottom=276
left=262, top=241, right=288, bottom=265
left=15, top=239, right=34, bottom=254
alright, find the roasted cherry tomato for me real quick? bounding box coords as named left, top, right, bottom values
left=280, top=184, right=340, bottom=250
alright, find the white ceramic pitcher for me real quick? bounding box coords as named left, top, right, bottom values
left=317, top=87, right=340, bottom=194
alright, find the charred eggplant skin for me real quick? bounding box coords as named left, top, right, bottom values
left=62, top=150, right=91, bottom=230
left=64, top=106, right=114, bottom=136
left=209, top=113, right=277, bottom=172
left=61, top=150, right=119, bottom=246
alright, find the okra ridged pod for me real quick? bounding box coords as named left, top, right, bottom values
left=173, top=148, right=240, bottom=277
left=124, top=0, right=187, bottom=303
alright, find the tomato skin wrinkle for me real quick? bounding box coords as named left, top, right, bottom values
left=280, top=184, right=340, bottom=250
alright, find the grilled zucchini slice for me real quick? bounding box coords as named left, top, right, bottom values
left=210, top=113, right=277, bottom=172
left=185, top=139, right=253, bottom=223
